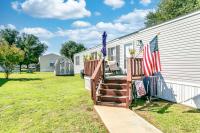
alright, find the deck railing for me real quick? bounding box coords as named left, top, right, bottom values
left=127, top=58, right=144, bottom=107
left=90, top=59, right=103, bottom=103
left=84, top=60, right=99, bottom=76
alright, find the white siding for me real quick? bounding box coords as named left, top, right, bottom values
left=39, top=54, right=61, bottom=72
left=158, top=79, right=200, bottom=108
left=74, top=46, right=101, bottom=74
left=74, top=11, right=200, bottom=108
left=133, top=11, right=200, bottom=85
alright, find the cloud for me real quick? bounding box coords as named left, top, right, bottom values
left=12, top=9, right=151, bottom=48
left=104, top=0, right=125, bottom=9
left=20, top=27, right=54, bottom=39
left=11, top=1, right=21, bottom=11
left=94, top=11, right=101, bottom=16
left=56, top=22, right=126, bottom=47
left=72, top=21, right=91, bottom=28
left=55, top=9, right=152, bottom=47
left=96, top=22, right=126, bottom=32
left=11, top=0, right=91, bottom=20
left=56, top=26, right=102, bottom=47
left=41, top=40, right=50, bottom=46
left=140, top=0, right=151, bottom=5
left=0, top=24, right=16, bottom=30
left=116, top=9, right=152, bottom=29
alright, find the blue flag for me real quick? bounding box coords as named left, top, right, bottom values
left=101, top=31, right=107, bottom=57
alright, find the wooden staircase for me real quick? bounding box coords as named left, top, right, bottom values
left=97, top=78, right=129, bottom=108
left=86, top=58, right=144, bottom=108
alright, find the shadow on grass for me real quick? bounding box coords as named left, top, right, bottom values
left=157, top=103, right=173, bottom=114
left=183, top=109, right=200, bottom=113
left=0, top=78, right=42, bottom=87
left=131, top=98, right=173, bottom=114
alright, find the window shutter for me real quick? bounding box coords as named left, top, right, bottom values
left=108, top=48, right=111, bottom=60
left=116, top=45, right=120, bottom=64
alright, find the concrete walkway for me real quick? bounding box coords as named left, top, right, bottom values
left=94, top=105, right=162, bottom=133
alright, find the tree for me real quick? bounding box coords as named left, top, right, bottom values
left=0, top=41, right=24, bottom=79
left=145, top=0, right=200, bottom=27
left=17, top=33, right=48, bottom=71
left=60, top=41, right=86, bottom=62
left=0, top=28, right=19, bottom=45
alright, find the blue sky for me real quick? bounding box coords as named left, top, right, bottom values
left=0, top=0, right=159, bottom=54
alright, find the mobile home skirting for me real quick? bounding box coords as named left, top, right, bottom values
left=74, top=10, right=200, bottom=109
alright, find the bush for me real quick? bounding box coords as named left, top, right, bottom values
left=0, top=41, right=24, bottom=78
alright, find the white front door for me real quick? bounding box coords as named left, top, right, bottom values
left=124, top=43, right=134, bottom=69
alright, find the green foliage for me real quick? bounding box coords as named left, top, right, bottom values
left=0, top=28, right=48, bottom=71
left=129, top=48, right=136, bottom=57
left=97, top=52, right=102, bottom=59
left=60, top=41, right=86, bottom=62
left=0, top=28, right=19, bottom=45
left=145, top=0, right=200, bottom=27
left=17, top=33, right=48, bottom=68
left=0, top=41, right=24, bottom=78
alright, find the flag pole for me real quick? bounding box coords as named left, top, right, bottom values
left=135, top=32, right=161, bottom=58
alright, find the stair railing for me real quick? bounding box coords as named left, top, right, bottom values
left=91, top=59, right=103, bottom=104
left=127, top=58, right=132, bottom=108
left=84, top=60, right=99, bottom=76
left=127, top=58, right=144, bottom=107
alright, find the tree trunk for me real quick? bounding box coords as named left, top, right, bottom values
left=5, top=71, right=9, bottom=79
left=19, top=63, right=22, bottom=73
left=27, top=64, right=29, bottom=69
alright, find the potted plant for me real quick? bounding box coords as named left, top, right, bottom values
left=129, top=48, right=136, bottom=58
left=87, top=54, right=92, bottom=60
left=97, top=52, right=102, bottom=60
left=83, top=55, right=87, bottom=62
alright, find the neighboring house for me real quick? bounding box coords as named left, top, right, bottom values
left=39, top=53, right=61, bottom=72
left=74, top=10, right=200, bottom=109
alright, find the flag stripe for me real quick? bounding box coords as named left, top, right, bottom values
left=143, top=45, right=153, bottom=76
left=143, top=35, right=161, bottom=77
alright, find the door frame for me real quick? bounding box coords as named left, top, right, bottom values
left=124, top=42, right=134, bottom=70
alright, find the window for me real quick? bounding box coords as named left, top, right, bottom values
left=124, top=42, right=134, bottom=69
left=49, top=62, right=55, bottom=67
left=75, top=56, right=80, bottom=65
left=108, top=47, right=116, bottom=61
left=91, top=52, right=97, bottom=60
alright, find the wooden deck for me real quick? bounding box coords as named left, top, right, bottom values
left=85, top=58, right=144, bottom=108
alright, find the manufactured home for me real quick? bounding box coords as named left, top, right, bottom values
left=39, top=53, right=62, bottom=72
left=74, top=10, right=200, bottom=109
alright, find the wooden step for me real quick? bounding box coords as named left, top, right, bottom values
left=97, top=101, right=127, bottom=107
left=99, top=95, right=127, bottom=103
left=99, top=89, right=127, bottom=96
left=104, top=79, right=127, bottom=84
left=101, top=83, right=127, bottom=90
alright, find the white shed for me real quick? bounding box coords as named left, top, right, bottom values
left=54, top=57, right=74, bottom=76
left=39, top=53, right=61, bottom=72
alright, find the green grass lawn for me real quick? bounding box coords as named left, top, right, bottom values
left=0, top=72, right=106, bottom=133
left=132, top=99, right=200, bottom=133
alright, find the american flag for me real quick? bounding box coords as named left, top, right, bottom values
left=143, top=35, right=161, bottom=76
